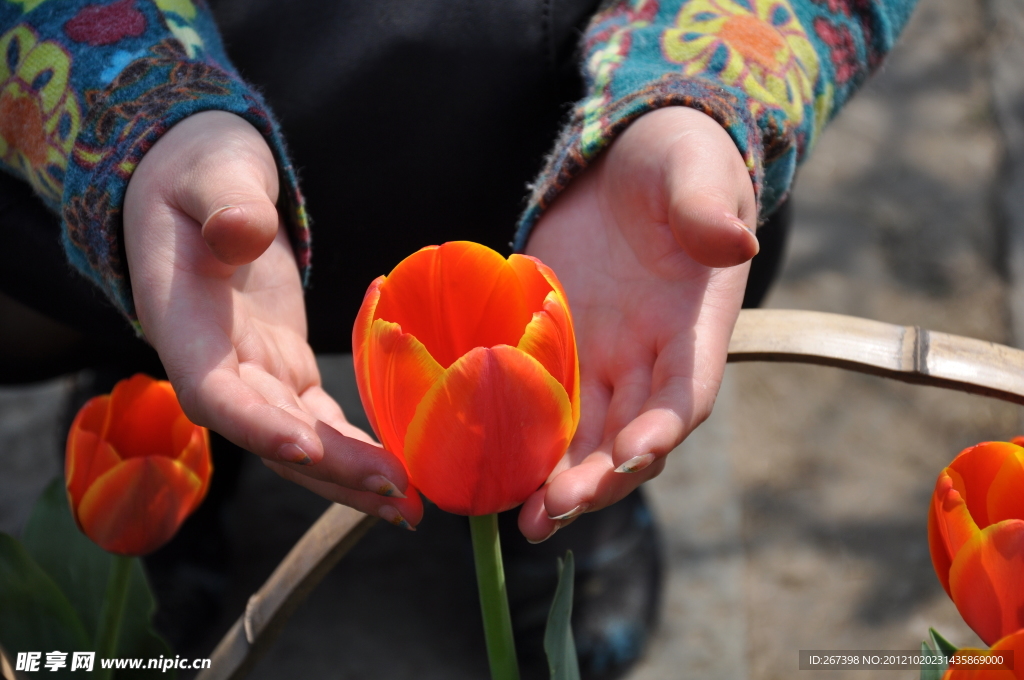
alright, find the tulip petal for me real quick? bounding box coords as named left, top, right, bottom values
left=174, top=418, right=212, bottom=512
left=66, top=438, right=121, bottom=523
left=949, top=519, right=1024, bottom=646
left=353, top=276, right=385, bottom=443
left=987, top=446, right=1024, bottom=525
left=105, top=375, right=183, bottom=460
left=65, top=395, right=120, bottom=509
left=950, top=442, right=1019, bottom=529
left=77, top=456, right=205, bottom=556
left=366, top=318, right=444, bottom=457
left=403, top=346, right=574, bottom=516
left=374, top=242, right=535, bottom=368
left=508, top=254, right=560, bottom=312
left=989, top=629, right=1024, bottom=680
left=930, top=467, right=981, bottom=597
left=73, top=393, right=110, bottom=436
left=517, top=291, right=580, bottom=431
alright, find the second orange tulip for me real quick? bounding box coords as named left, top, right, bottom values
left=65, top=374, right=211, bottom=556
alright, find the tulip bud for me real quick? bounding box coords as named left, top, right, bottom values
left=940, top=628, right=1024, bottom=680
left=65, top=374, right=212, bottom=556
left=353, top=241, right=580, bottom=516
left=928, top=440, right=1024, bottom=646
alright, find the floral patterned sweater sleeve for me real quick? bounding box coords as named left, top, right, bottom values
left=513, top=0, right=918, bottom=248
left=0, top=0, right=309, bottom=324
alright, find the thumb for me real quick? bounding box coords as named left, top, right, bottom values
left=668, top=190, right=759, bottom=268
left=200, top=198, right=280, bottom=266
left=657, top=108, right=759, bottom=268
left=171, top=112, right=282, bottom=266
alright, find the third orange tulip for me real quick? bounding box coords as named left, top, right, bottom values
left=941, top=629, right=1024, bottom=680
left=929, top=439, right=1024, bottom=646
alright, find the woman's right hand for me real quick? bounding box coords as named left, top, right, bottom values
left=123, top=110, right=422, bottom=529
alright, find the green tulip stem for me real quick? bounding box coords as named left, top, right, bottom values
left=95, top=554, right=132, bottom=679
left=469, top=513, right=520, bottom=680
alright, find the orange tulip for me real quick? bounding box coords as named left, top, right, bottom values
left=941, top=629, right=1024, bottom=680
left=929, top=440, right=1024, bottom=645
left=353, top=241, right=580, bottom=516
left=65, top=374, right=212, bottom=556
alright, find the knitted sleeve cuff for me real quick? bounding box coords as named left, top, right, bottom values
left=60, top=38, right=310, bottom=326
left=513, top=0, right=919, bottom=252
left=513, top=75, right=764, bottom=252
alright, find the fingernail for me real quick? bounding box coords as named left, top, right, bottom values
left=615, top=453, right=656, bottom=474
left=379, top=505, right=415, bottom=531
left=730, top=218, right=760, bottom=256
left=528, top=521, right=562, bottom=545
left=277, top=443, right=312, bottom=465
left=362, top=475, right=406, bottom=498
left=204, top=204, right=238, bottom=226
left=548, top=503, right=590, bottom=521
left=728, top=216, right=756, bottom=237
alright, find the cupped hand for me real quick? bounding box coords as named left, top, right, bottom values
left=123, top=111, right=422, bottom=528
left=518, top=106, right=757, bottom=542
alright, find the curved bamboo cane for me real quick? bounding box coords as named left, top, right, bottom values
left=0, top=643, right=23, bottom=680
left=729, top=309, right=1024, bottom=404
left=198, top=506, right=376, bottom=680
left=197, top=309, right=1024, bottom=680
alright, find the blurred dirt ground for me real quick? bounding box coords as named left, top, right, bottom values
left=3, top=0, right=1024, bottom=677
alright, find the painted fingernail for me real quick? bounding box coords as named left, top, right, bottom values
left=277, top=443, right=312, bottom=465
left=730, top=218, right=760, bottom=256
left=379, top=505, right=415, bottom=531
left=528, top=522, right=562, bottom=545
left=362, top=475, right=407, bottom=498
left=548, top=503, right=590, bottom=521
left=728, top=216, right=756, bottom=237
left=615, top=453, right=656, bottom=474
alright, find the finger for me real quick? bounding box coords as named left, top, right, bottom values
left=607, top=299, right=731, bottom=473
left=299, top=384, right=377, bottom=445
left=530, top=354, right=696, bottom=529
left=176, top=364, right=326, bottom=466
left=518, top=454, right=667, bottom=542
left=172, top=112, right=281, bottom=266
left=549, top=452, right=666, bottom=515
left=601, top=366, right=651, bottom=442
left=563, top=375, right=611, bottom=465
left=263, top=459, right=424, bottom=530
left=201, top=203, right=281, bottom=266
left=275, top=421, right=412, bottom=499
left=296, top=384, right=348, bottom=431
left=611, top=407, right=686, bottom=473
left=669, top=198, right=759, bottom=268
left=662, top=110, right=759, bottom=268
left=518, top=490, right=557, bottom=543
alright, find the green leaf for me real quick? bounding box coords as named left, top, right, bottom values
left=0, top=533, right=90, bottom=678
left=919, top=640, right=943, bottom=680
left=919, top=628, right=957, bottom=680
left=116, top=561, right=174, bottom=678
left=929, top=628, right=959, bottom=656
left=544, top=551, right=581, bottom=680
left=23, top=480, right=110, bottom=642
left=22, top=478, right=175, bottom=678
